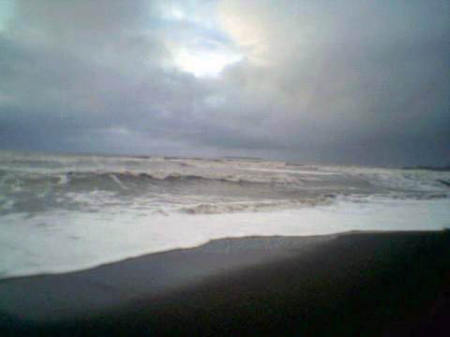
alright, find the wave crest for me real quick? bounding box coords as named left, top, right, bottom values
left=179, top=198, right=334, bottom=214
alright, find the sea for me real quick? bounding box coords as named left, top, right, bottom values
left=1, top=151, right=449, bottom=279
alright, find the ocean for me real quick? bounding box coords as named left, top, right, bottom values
left=1, top=151, right=449, bottom=278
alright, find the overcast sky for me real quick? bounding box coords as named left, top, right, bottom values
left=0, top=0, right=449, bottom=166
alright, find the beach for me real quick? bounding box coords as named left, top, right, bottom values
left=2, top=0, right=449, bottom=335
left=1, top=230, right=449, bottom=336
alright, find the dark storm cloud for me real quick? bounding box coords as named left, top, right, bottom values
left=0, top=0, right=449, bottom=165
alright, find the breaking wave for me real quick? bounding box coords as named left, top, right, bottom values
left=179, top=197, right=334, bottom=215
left=0, top=152, right=449, bottom=217
left=1, top=151, right=450, bottom=278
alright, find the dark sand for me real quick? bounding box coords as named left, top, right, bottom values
left=0, top=231, right=449, bottom=336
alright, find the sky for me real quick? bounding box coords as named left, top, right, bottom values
left=0, top=0, right=449, bottom=166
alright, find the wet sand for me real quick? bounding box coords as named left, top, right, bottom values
left=0, top=230, right=449, bottom=336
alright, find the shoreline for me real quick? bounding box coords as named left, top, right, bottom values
left=1, top=230, right=449, bottom=336
left=0, top=229, right=445, bottom=282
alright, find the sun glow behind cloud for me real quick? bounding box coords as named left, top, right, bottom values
left=160, top=1, right=243, bottom=77
left=174, top=47, right=242, bottom=77
left=218, top=0, right=270, bottom=66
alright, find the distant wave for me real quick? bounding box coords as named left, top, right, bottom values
left=0, top=169, right=301, bottom=190
left=1, top=153, right=449, bottom=219
left=1, top=167, right=449, bottom=198
left=64, top=171, right=273, bottom=187
left=179, top=198, right=334, bottom=215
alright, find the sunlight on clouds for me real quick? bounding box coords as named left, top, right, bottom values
left=218, top=0, right=270, bottom=65
left=159, top=1, right=243, bottom=77
left=174, top=47, right=242, bottom=77
left=162, top=3, right=185, bottom=21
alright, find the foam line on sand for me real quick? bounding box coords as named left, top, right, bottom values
left=0, top=230, right=449, bottom=336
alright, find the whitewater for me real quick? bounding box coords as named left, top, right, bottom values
left=0, top=151, right=449, bottom=278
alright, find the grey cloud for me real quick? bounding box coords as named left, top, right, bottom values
left=213, top=0, right=450, bottom=165
left=0, top=0, right=449, bottom=166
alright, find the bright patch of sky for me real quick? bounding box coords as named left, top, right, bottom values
left=174, top=42, right=242, bottom=77
left=160, top=0, right=243, bottom=77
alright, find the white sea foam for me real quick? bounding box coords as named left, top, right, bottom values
left=0, top=197, right=449, bottom=278
left=57, top=174, right=70, bottom=185
left=178, top=198, right=333, bottom=214
left=109, top=174, right=129, bottom=190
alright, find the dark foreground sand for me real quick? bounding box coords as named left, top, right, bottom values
left=0, top=231, right=449, bottom=336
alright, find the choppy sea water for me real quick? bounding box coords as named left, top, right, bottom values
left=1, top=151, right=449, bottom=278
